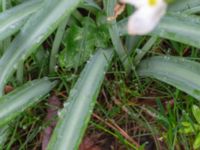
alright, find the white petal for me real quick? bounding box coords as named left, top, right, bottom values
left=125, top=0, right=167, bottom=35
left=127, top=4, right=167, bottom=35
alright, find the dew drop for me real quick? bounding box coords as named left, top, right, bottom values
left=63, top=102, right=70, bottom=108
left=30, top=82, right=34, bottom=86
left=136, top=48, right=142, bottom=54
left=10, top=24, right=16, bottom=29
left=36, top=35, right=43, bottom=44
left=57, top=110, right=63, bottom=118
left=163, top=76, right=167, bottom=81
left=43, top=77, right=48, bottom=81
left=164, top=56, right=170, bottom=60
left=54, top=65, right=58, bottom=72
left=181, top=58, right=185, bottom=62
left=70, top=89, right=77, bottom=95
left=13, top=64, right=17, bottom=69
left=21, top=55, right=26, bottom=61
left=90, top=54, right=94, bottom=58
left=22, top=125, right=27, bottom=130
left=89, top=109, right=93, bottom=113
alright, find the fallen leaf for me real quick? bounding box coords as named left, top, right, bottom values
left=79, top=137, right=102, bottom=150
left=41, top=95, right=61, bottom=150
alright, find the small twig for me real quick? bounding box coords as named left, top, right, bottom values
left=92, top=113, right=140, bottom=148
left=107, top=3, right=125, bottom=21
left=109, top=119, right=140, bottom=147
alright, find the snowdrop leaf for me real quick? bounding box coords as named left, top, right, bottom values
left=151, top=13, right=200, bottom=48
left=48, top=49, right=114, bottom=150
left=137, top=56, right=200, bottom=100
left=0, top=0, right=82, bottom=94
left=0, top=0, right=42, bottom=41
left=169, top=0, right=200, bottom=13
left=118, top=13, right=200, bottom=49
left=0, top=78, right=57, bottom=127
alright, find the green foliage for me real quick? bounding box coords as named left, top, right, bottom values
left=194, top=132, right=200, bottom=149
left=178, top=105, right=200, bottom=149
left=0, top=78, right=57, bottom=127
left=118, top=13, right=200, bottom=49
left=59, top=17, right=109, bottom=69
left=0, top=0, right=41, bottom=41
left=1, top=0, right=200, bottom=149
left=137, top=56, right=200, bottom=100
left=169, top=0, right=200, bottom=12
left=48, top=49, right=113, bottom=149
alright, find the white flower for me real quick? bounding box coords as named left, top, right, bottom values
left=121, top=0, right=167, bottom=35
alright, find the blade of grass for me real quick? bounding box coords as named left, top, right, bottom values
left=47, top=48, right=114, bottom=150
left=134, top=36, right=158, bottom=65
left=137, top=56, right=200, bottom=100
left=49, top=17, right=69, bottom=73
left=0, top=78, right=57, bottom=127
left=81, top=0, right=101, bottom=10
left=0, top=0, right=82, bottom=95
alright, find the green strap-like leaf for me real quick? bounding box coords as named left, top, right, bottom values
left=137, top=56, right=200, bottom=100
left=0, top=125, right=10, bottom=147
left=0, top=0, right=82, bottom=95
left=150, top=13, right=200, bottom=48
left=118, top=13, right=200, bottom=49
left=0, top=0, right=42, bottom=41
left=168, top=0, right=200, bottom=13
left=0, top=78, right=57, bottom=127
left=47, top=49, right=114, bottom=150
left=81, top=0, right=101, bottom=10
left=103, top=0, right=130, bottom=71
left=0, top=0, right=96, bottom=42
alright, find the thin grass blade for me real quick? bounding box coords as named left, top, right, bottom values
left=81, top=0, right=101, bottom=10
left=49, top=18, right=68, bottom=73
left=103, top=0, right=130, bottom=71
left=134, top=36, right=158, bottom=65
